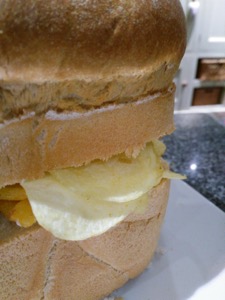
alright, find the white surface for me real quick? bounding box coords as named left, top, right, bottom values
left=116, top=180, right=225, bottom=300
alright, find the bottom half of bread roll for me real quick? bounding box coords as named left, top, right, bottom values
left=0, top=179, right=169, bottom=300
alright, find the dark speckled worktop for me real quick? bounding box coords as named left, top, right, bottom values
left=162, top=112, right=225, bottom=212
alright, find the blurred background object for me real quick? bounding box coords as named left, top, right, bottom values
left=166, top=1, right=225, bottom=213
left=175, top=0, right=225, bottom=112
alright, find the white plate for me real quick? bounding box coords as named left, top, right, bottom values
left=115, top=180, right=225, bottom=300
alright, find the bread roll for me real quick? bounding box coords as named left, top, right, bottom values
left=0, top=0, right=186, bottom=299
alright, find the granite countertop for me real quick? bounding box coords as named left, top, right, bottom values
left=163, top=112, right=225, bottom=212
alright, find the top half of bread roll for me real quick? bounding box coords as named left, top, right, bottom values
left=0, top=0, right=186, bottom=186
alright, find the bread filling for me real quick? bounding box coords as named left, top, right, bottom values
left=0, top=141, right=184, bottom=240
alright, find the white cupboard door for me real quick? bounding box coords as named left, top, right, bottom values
left=199, top=0, right=225, bottom=52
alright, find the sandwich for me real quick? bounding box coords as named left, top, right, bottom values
left=0, top=0, right=186, bottom=299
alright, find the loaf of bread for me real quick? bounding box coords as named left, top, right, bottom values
left=0, top=0, right=186, bottom=299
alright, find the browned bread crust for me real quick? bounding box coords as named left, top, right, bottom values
left=0, top=0, right=186, bottom=121
left=0, top=179, right=169, bottom=300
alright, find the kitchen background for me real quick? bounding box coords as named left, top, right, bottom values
left=162, top=0, right=225, bottom=213
left=175, top=0, right=225, bottom=111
